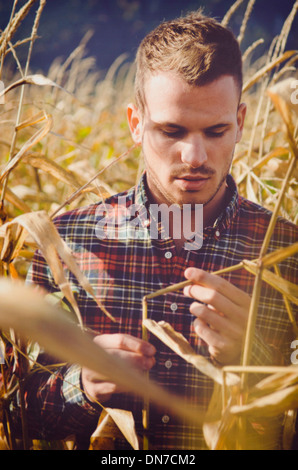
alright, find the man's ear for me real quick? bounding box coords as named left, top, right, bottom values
left=127, top=103, right=142, bottom=145
left=236, top=102, right=247, bottom=143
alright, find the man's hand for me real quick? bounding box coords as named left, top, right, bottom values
left=81, top=333, right=156, bottom=404
left=184, top=267, right=251, bottom=365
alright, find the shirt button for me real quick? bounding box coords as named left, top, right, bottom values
left=215, top=230, right=220, bottom=237
left=165, top=360, right=172, bottom=369
left=143, top=219, right=150, bottom=227
left=165, top=251, right=172, bottom=259
left=162, top=415, right=170, bottom=424
left=170, top=302, right=178, bottom=311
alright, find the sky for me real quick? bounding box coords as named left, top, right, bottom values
left=0, top=0, right=297, bottom=73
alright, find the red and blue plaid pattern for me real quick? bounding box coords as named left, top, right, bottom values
left=9, top=173, right=298, bottom=449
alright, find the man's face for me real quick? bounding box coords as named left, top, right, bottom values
left=128, top=72, right=246, bottom=213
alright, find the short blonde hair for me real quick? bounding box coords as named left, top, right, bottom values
left=135, top=11, right=243, bottom=113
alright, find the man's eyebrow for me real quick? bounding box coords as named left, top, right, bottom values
left=205, top=123, right=231, bottom=130
left=151, top=120, right=232, bottom=130
left=153, top=120, right=184, bottom=129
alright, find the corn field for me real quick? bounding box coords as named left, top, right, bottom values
left=0, top=0, right=297, bottom=451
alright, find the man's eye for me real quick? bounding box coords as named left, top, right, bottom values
left=160, top=129, right=182, bottom=138
left=206, top=130, right=225, bottom=138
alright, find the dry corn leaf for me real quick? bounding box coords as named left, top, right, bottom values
left=22, top=154, right=104, bottom=198
left=236, top=147, right=290, bottom=185
left=252, top=147, right=290, bottom=172
left=0, top=424, right=9, bottom=451
left=0, top=278, right=203, bottom=427
left=260, top=242, right=298, bottom=268
left=243, top=260, right=298, bottom=306
left=89, top=408, right=139, bottom=450
left=106, top=408, right=139, bottom=450
left=0, top=183, right=31, bottom=213
left=16, top=111, right=51, bottom=131
left=22, top=154, right=82, bottom=191
left=251, top=366, right=298, bottom=397
left=267, top=82, right=298, bottom=159
left=3, top=211, right=117, bottom=324
left=0, top=74, right=74, bottom=101
left=246, top=173, right=259, bottom=204
left=230, top=384, right=298, bottom=418
left=89, top=409, right=122, bottom=450
left=203, top=382, right=238, bottom=450
left=0, top=223, right=27, bottom=263
left=143, top=319, right=239, bottom=387
left=267, top=84, right=295, bottom=139
left=267, top=78, right=298, bottom=116
left=242, top=51, right=298, bottom=93
left=0, top=113, right=53, bottom=184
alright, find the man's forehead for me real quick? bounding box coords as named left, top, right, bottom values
left=142, top=73, right=240, bottom=123
left=143, top=72, right=240, bottom=104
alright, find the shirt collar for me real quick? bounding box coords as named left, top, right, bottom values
left=134, top=172, right=239, bottom=236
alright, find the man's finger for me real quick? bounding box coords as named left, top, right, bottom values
left=184, top=267, right=250, bottom=307
left=94, top=333, right=156, bottom=356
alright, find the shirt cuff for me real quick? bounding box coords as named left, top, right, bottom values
left=62, top=363, right=102, bottom=415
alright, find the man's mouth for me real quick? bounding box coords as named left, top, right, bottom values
left=175, top=175, right=210, bottom=190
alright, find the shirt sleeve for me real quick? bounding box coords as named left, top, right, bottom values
left=9, top=359, right=101, bottom=442
left=8, top=247, right=101, bottom=442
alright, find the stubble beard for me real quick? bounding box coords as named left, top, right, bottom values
left=143, top=153, right=232, bottom=211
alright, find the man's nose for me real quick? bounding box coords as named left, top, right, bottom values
left=180, top=136, right=208, bottom=168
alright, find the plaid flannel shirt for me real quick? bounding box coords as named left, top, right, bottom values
left=10, top=173, right=298, bottom=449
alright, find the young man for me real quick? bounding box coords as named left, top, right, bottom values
left=10, top=12, right=297, bottom=450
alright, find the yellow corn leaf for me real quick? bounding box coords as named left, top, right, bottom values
left=0, top=183, right=31, bottom=213
left=89, top=408, right=139, bottom=450
left=230, top=384, right=298, bottom=418
left=22, top=154, right=105, bottom=198
left=143, top=319, right=239, bottom=387
left=203, top=382, right=238, bottom=450
left=245, top=173, right=259, bottom=204
left=243, top=260, right=298, bottom=306
left=267, top=84, right=295, bottom=140
left=0, top=113, right=53, bottom=184
left=252, top=147, right=290, bottom=172
left=0, top=211, right=116, bottom=325
left=242, top=51, right=298, bottom=93
left=16, top=111, right=50, bottom=131
left=0, top=278, right=203, bottom=427
left=267, top=78, right=298, bottom=116
left=89, top=410, right=123, bottom=450
left=0, top=424, right=9, bottom=451
left=0, top=74, right=74, bottom=101
left=0, top=223, right=27, bottom=263
left=260, top=242, right=298, bottom=268
left=252, top=367, right=298, bottom=397
left=22, top=154, right=82, bottom=191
